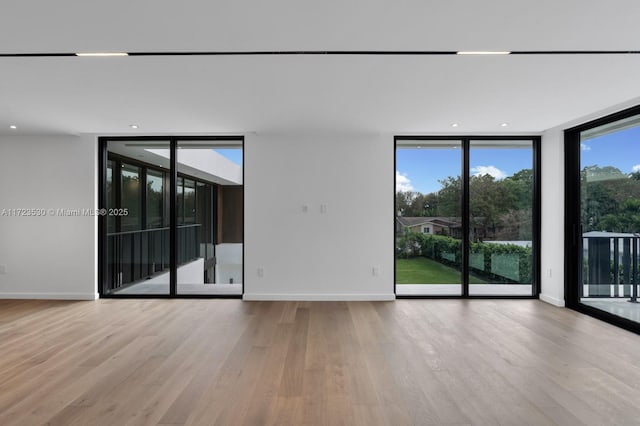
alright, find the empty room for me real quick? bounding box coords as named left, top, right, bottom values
left=1, top=1, right=640, bottom=425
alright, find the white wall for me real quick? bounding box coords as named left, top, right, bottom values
left=215, top=243, right=243, bottom=285
left=540, top=128, right=565, bottom=306
left=243, top=133, right=394, bottom=300
left=0, top=135, right=97, bottom=299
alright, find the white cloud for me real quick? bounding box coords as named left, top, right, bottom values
left=581, top=143, right=591, bottom=151
left=632, top=164, right=640, bottom=173
left=471, top=165, right=507, bottom=180
left=396, top=171, right=414, bottom=192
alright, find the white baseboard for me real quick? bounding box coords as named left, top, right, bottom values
left=539, top=293, right=565, bottom=307
left=0, top=292, right=99, bottom=300
left=243, top=293, right=395, bottom=301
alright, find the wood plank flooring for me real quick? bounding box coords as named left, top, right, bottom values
left=0, top=299, right=639, bottom=425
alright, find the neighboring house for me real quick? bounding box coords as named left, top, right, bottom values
left=395, top=217, right=462, bottom=238
left=397, top=216, right=509, bottom=242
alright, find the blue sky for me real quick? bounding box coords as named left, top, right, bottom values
left=580, top=125, right=640, bottom=174
left=214, top=148, right=243, bottom=166
left=397, top=127, right=640, bottom=195
left=396, top=145, right=532, bottom=194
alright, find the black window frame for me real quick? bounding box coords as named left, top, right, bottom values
left=98, top=135, right=244, bottom=299
left=565, top=104, right=640, bottom=335
left=394, top=135, right=541, bottom=299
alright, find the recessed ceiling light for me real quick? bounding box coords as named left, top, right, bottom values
left=9, top=125, right=17, bottom=129
left=501, top=122, right=509, bottom=127
left=451, top=123, right=459, bottom=128
left=456, top=51, right=511, bottom=55
left=130, top=124, right=139, bottom=129
left=75, top=52, right=129, bottom=57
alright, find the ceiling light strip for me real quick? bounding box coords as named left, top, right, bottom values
left=75, top=52, right=129, bottom=57
left=456, top=51, right=511, bottom=55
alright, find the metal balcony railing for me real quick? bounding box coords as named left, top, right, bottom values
left=106, top=224, right=201, bottom=291
left=583, top=234, right=639, bottom=302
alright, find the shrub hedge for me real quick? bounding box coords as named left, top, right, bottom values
left=396, top=230, right=532, bottom=284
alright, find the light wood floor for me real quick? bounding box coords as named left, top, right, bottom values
left=0, top=299, right=639, bottom=425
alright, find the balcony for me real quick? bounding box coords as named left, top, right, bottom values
left=106, top=224, right=242, bottom=295
left=581, top=232, right=640, bottom=322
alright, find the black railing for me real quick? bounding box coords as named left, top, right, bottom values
left=106, top=224, right=201, bottom=292
left=583, top=235, right=639, bottom=302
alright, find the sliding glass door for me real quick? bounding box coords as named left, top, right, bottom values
left=395, top=140, right=463, bottom=296
left=99, top=136, right=243, bottom=297
left=566, top=106, right=640, bottom=332
left=395, top=136, right=539, bottom=297
left=104, top=140, right=171, bottom=295
left=468, top=140, right=534, bottom=296
left=176, top=140, right=243, bottom=295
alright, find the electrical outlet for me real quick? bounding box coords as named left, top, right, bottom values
left=257, top=267, right=264, bottom=278
left=372, top=266, right=380, bottom=276
left=0, top=264, right=6, bottom=275
left=547, top=268, right=552, bottom=278
left=320, top=204, right=327, bottom=214
left=302, top=204, right=309, bottom=213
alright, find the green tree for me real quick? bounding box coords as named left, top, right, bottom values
left=436, top=176, right=462, bottom=217
left=501, top=169, right=533, bottom=211
left=469, top=174, right=509, bottom=240
left=600, top=198, right=640, bottom=233
left=396, top=168, right=538, bottom=242
left=580, top=165, right=640, bottom=231
left=395, top=191, right=416, bottom=216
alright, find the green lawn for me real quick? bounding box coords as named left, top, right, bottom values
left=396, top=257, right=487, bottom=284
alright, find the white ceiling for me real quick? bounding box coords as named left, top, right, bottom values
left=1, top=0, right=640, bottom=135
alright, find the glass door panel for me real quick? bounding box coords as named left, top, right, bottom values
left=104, top=140, right=171, bottom=295
left=176, top=140, right=243, bottom=295
left=395, top=140, right=463, bottom=296
left=468, top=140, right=534, bottom=296
left=579, top=115, right=640, bottom=323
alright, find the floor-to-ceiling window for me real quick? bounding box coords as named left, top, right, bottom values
left=103, top=139, right=171, bottom=296
left=395, top=140, right=463, bottom=296
left=468, top=140, right=535, bottom=296
left=566, top=106, right=640, bottom=332
left=395, top=136, right=540, bottom=297
left=176, top=140, right=243, bottom=295
left=99, top=136, right=243, bottom=297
